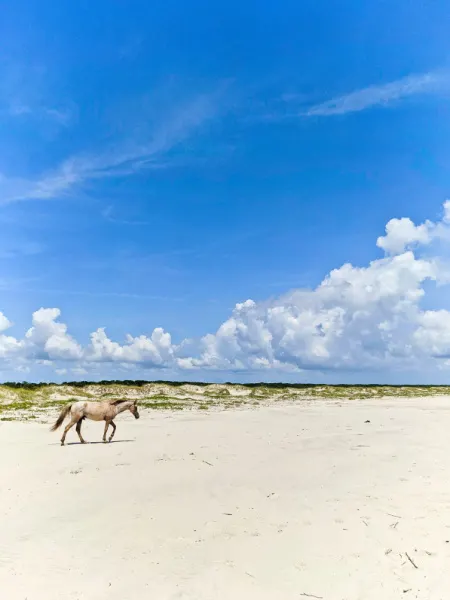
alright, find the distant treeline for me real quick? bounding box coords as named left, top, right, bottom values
left=1, top=380, right=449, bottom=390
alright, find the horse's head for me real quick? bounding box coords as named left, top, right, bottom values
left=130, top=401, right=140, bottom=419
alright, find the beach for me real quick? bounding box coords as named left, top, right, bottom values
left=1, top=397, right=450, bottom=599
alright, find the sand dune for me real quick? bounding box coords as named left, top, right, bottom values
left=1, top=398, right=450, bottom=599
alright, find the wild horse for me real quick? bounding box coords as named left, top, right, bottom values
left=51, top=399, right=140, bottom=445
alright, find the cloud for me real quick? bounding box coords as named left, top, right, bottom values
left=412, top=310, right=450, bottom=358
left=0, top=312, right=13, bottom=333
left=5, top=103, right=74, bottom=127
left=0, top=308, right=177, bottom=369
left=182, top=252, right=439, bottom=372
left=42, top=107, right=73, bottom=127
left=377, top=201, right=450, bottom=254
left=24, top=308, right=83, bottom=361
left=0, top=311, right=25, bottom=357
left=3, top=202, right=450, bottom=377
left=0, top=89, right=225, bottom=204
left=0, top=59, right=76, bottom=127
left=86, top=327, right=175, bottom=366
left=304, top=71, right=448, bottom=117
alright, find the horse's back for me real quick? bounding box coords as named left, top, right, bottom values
left=70, top=401, right=89, bottom=415
left=69, top=400, right=112, bottom=421
left=84, top=401, right=111, bottom=421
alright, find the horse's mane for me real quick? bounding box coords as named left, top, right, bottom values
left=109, top=399, right=132, bottom=406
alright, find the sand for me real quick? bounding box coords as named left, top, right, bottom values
left=1, top=398, right=450, bottom=599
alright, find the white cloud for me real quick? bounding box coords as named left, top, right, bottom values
left=304, top=71, right=448, bottom=117
left=443, top=200, right=450, bottom=223
left=87, top=327, right=175, bottom=367
left=0, top=334, right=24, bottom=359
left=0, top=312, right=25, bottom=359
left=0, top=312, right=12, bottom=333
left=412, top=310, right=450, bottom=358
left=377, top=202, right=450, bottom=255
left=184, top=251, right=439, bottom=371
left=377, top=217, right=433, bottom=254
left=25, top=308, right=83, bottom=361
left=3, top=201, right=450, bottom=377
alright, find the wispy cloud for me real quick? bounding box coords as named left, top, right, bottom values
left=5, top=102, right=74, bottom=126
left=41, top=106, right=74, bottom=127
left=0, top=60, right=75, bottom=127
left=0, top=88, right=225, bottom=205
left=304, top=70, right=449, bottom=117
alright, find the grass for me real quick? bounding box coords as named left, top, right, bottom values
left=0, top=401, right=34, bottom=412
left=204, top=388, right=231, bottom=397
left=146, top=403, right=184, bottom=410
left=140, top=398, right=185, bottom=410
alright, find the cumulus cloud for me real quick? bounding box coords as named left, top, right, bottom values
left=412, top=310, right=450, bottom=358
left=0, top=333, right=24, bottom=359
left=0, top=312, right=12, bottom=333
left=3, top=202, right=450, bottom=377
left=183, top=252, right=439, bottom=371
left=86, top=327, right=174, bottom=366
left=25, top=308, right=83, bottom=361
left=0, top=311, right=25, bottom=359
left=377, top=218, right=432, bottom=254
left=0, top=308, right=177, bottom=370
left=377, top=201, right=450, bottom=255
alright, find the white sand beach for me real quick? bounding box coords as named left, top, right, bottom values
left=1, top=397, right=450, bottom=599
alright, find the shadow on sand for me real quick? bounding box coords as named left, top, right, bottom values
left=50, top=439, right=136, bottom=446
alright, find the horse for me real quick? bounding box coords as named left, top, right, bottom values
left=50, top=399, right=140, bottom=446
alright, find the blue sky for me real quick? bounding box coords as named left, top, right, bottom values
left=2, top=0, right=450, bottom=383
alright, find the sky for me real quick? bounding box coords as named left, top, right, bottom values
left=1, top=0, right=450, bottom=383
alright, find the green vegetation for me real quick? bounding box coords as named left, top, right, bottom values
left=0, top=400, right=34, bottom=412
left=141, top=401, right=184, bottom=410
left=4, top=380, right=450, bottom=392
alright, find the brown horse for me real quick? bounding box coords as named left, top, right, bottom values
left=50, top=399, right=140, bottom=445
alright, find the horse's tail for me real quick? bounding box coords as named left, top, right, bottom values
left=50, top=403, right=73, bottom=432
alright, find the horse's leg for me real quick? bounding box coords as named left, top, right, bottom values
left=108, top=420, right=116, bottom=442
left=61, top=417, right=77, bottom=446
left=103, top=420, right=111, bottom=443
left=76, top=418, right=86, bottom=444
